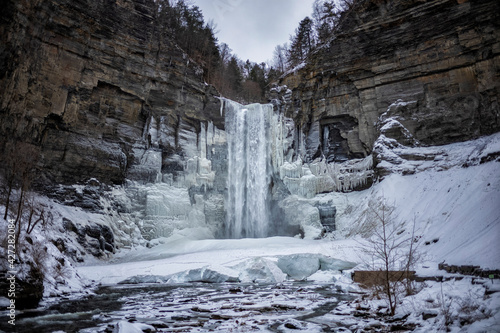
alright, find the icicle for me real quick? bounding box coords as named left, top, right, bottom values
left=220, top=98, right=224, bottom=117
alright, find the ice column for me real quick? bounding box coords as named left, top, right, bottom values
left=224, top=99, right=273, bottom=238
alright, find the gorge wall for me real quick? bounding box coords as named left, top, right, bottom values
left=278, top=0, right=500, bottom=163
left=1, top=0, right=499, bottom=244
left=0, top=0, right=222, bottom=187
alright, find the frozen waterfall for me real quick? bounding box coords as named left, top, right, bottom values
left=224, top=99, right=273, bottom=238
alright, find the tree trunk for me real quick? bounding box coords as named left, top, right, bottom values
left=3, top=178, right=14, bottom=220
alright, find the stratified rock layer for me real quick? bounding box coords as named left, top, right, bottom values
left=0, top=0, right=222, bottom=186
left=280, top=0, right=500, bottom=161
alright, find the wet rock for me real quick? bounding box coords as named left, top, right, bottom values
left=0, top=268, right=44, bottom=310
left=422, top=310, right=439, bottom=320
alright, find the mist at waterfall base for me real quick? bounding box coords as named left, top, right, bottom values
left=224, top=99, right=288, bottom=239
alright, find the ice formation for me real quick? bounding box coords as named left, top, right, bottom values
left=279, top=156, right=374, bottom=197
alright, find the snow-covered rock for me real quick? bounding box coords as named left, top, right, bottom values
left=233, top=257, right=287, bottom=283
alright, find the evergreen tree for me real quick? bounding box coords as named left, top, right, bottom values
left=312, top=0, right=339, bottom=44
left=288, top=17, right=314, bottom=67
left=154, top=0, right=220, bottom=83
left=225, top=56, right=243, bottom=99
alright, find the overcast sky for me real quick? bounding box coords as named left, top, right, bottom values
left=191, top=0, right=315, bottom=64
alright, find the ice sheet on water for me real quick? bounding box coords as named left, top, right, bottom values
left=116, top=253, right=356, bottom=285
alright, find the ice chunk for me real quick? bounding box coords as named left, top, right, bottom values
left=118, top=264, right=240, bottom=285
left=319, top=256, right=357, bottom=271
left=279, top=160, right=303, bottom=179
left=167, top=265, right=239, bottom=283
left=307, top=270, right=338, bottom=282
left=279, top=197, right=323, bottom=239
left=277, top=254, right=357, bottom=280
left=234, top=257, right=287, bottom=283
left=118, top=275, right=170, bottom=284
left=277, top=254, right=321, bottom=280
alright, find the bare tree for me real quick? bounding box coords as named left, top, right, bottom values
left=1, top=141, right=39, bottom=220
left=360, top=196, right=420, bottom=315
left=0, top=140, right=40, bottom=251
left=25, top=194, right=53, bottom=235
left=272, top=43, right=288, bottom=74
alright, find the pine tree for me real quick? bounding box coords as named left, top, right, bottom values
left=225, top=56, right=243, bottom=99
left=288, top=17, right=315, bottom=68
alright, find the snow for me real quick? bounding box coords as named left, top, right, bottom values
left=76, top=235, right=355, bottom=285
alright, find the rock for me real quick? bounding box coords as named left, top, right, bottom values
left=62, top=218, right=78, bottom=233
left=422, top=310, right=439, bottom=320
left=280, top=0, right=500, bottom=158
left=0, top=0, right=222, bottom=188
left=0, top=268, right=44, bottom=310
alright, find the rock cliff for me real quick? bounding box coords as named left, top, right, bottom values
left=1, top=0, right=499, bottom=244
left=279, top=0, right=500, bottom=163
left=0, top=0, right=222, bottom=187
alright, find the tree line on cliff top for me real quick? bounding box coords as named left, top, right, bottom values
left=154, top=0, right=358, bottom=103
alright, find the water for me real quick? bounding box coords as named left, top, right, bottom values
left=224, top=99, right=273, bottom=239
left=2, top=282, right=355, bottom=332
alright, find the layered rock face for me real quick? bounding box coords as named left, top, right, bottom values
left=1, top=0, right=499, bottom=243
left=0, top=0, right=222, bottom=186
left=280, top=0, right=500, bottom=161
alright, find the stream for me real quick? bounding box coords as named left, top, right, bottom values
left=3, top=282, right=356, bottom=332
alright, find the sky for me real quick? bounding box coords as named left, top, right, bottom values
left=191, top=0, right=316, bottom=64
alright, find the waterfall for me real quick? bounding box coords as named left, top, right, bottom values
left=224, top=99, right=273, bottom=238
